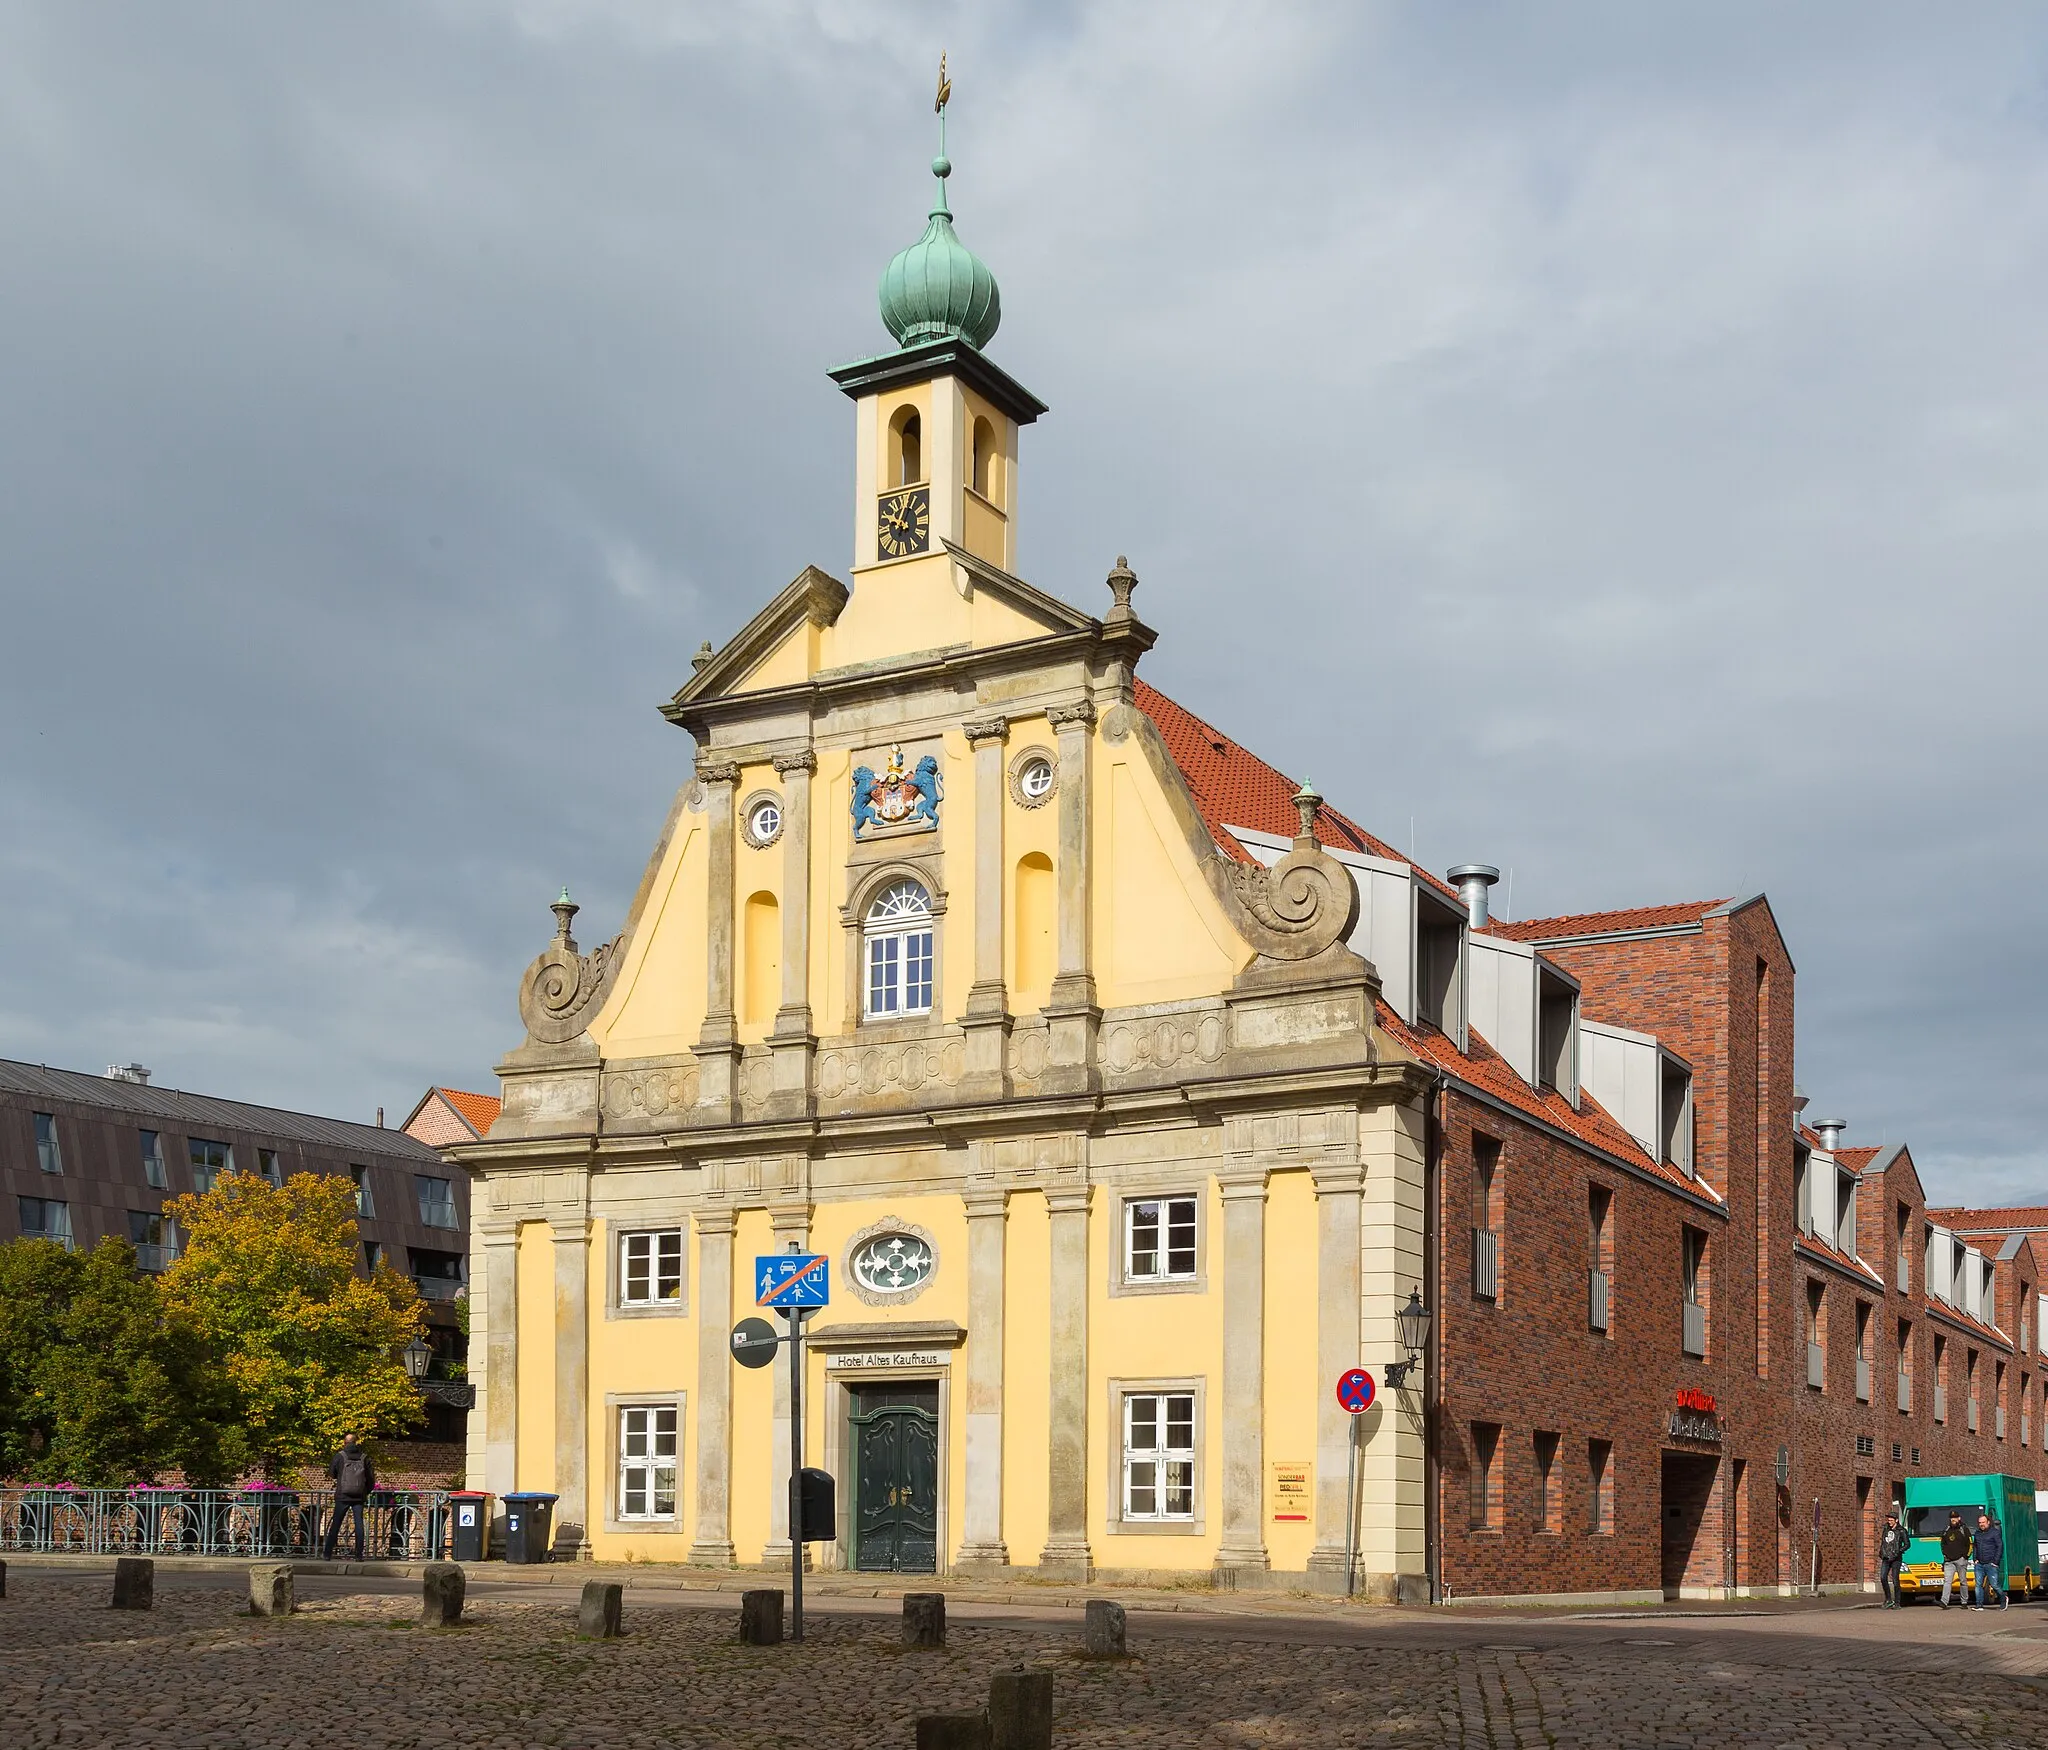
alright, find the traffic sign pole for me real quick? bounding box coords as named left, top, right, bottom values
left=789, top=1301, right=805, bottom=1641
left=1334, top=1368, right=1376, bottom=1597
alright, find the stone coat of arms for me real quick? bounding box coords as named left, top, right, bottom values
left=852, top=743, right=942, bottom=838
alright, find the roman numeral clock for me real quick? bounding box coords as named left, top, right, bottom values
left=877, top=485, right=930, bottom=558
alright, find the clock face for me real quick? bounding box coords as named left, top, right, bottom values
left=877, top=486, right=931, bottom=558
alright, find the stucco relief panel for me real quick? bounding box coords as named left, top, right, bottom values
left=600, top=1057, right=702, bottom=1126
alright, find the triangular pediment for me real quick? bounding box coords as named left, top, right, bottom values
left=668, top=565, right=849, bottom=707
left=940, top=540, right=1098, bottom=635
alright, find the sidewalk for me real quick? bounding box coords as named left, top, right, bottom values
left=2, top=1548, right=1887, bottom=1623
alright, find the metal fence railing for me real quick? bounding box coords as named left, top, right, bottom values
left=0, top=1487, right=453, bottom=1560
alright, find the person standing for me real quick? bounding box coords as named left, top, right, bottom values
left=1974, top=1511, right=2007, bottom=1611
left=1877, top=1511, right=1910, bottom=1608
left=322, top=1433, right=376, bottom=1562
left=1940, top=1509, right=1973, bottom=1607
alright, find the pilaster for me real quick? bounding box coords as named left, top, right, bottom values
left=550, top=1216, right=593, bottom=1559
left=767, top=750, right=818, bottom=1117
left=688, top=1208, right=738, bottom=1564
left=1041, top=701, right=1099, bottom=1093
left=480, top=1219, right=520, bottom=1545
left=1215, top=1165, right=1271, bottom=1580
left=961, top=716, right=1012, bottom=1091
left=1307, top=1161, right=1364, bottom=1594
left=1038, top=1184, right=1093, bottom=1579
left=957, top=1187, right=1010, bottom=1570
left=695, top=760, right=744, bottom=1119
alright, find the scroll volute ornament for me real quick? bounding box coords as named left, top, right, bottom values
left=518, top=889, right=623, bottom=1047
left=1223, top=784, right=1361, bottom=963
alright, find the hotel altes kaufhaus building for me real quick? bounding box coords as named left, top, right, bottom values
left=450, top=102, right=2048, bottom=1604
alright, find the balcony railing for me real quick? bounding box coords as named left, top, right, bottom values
left=1682, top=1300, right=1706, bottom=1358
left=1856, top=1357, right=1872, bottom=1402
left=1588, top=1269, right=1610, bottom=1333
left=133, top=1244, right=171, bottom=1274
left=0, top=1487, right=453, bottom=1559
left=414, top=1275, right=466, bottom=1303
left=1807, top=1341, right=1825, bottom=1389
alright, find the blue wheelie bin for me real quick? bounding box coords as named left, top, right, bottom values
left=503, top=1491, right=557, bottom=1563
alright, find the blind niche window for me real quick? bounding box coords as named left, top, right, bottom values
left=621, top=1230, right=685, bottom=1307
left=1122, top=1392, right=1196, bottom=1521
left=862, top=880, right=935, bottom=1021
left=617, top=1404, right=679, bottom=1520
left=1124, top=1196, right=1197, bottom=1284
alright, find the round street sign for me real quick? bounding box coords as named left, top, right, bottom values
left=731, top=1316, right=780, bottom=1369
left=1336, top=1367, right=1376, bottom=1414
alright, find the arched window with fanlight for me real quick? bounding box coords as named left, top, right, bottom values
left=863, top=879, right=934, bottom=1020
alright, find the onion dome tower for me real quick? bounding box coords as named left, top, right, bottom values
left=829, top=56, right=1046, bottom=580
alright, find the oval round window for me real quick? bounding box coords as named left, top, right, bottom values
left=850, top=1231, right=934, bottom=1295
left=748, top=798, right=783, bottom=843
left=1018, top=756, right=1055, bottom=800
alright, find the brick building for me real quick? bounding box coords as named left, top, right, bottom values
left=0, top=1057, right=474, bottom=1440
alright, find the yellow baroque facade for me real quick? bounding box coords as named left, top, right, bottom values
left=455, top=126, right=1437, bottom=1598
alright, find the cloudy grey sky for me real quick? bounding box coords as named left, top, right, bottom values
left=3, top=2, right=2044, bottom=1204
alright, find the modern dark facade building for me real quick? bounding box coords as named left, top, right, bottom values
left=0, top=1058, right=472, bottom=1439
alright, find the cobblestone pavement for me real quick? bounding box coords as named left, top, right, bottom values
left=8, top=1571, right=2048, bottom=1747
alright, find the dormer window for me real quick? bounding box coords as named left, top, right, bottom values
left=889, top=406, right=923, bottom=486
left=863, top=879, right=934, bottom=1020
left=1415, top=889, right=1464, bottom=1043
left=1537, top=962, right=1579, bottom=1106
left=1660, top=1058, right=1694, bottom=1176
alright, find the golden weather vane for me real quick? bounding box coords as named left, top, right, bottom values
left=935, top=52, right=951, bottom=114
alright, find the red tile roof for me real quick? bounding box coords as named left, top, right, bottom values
left=1928, top=1206, right=2048, bottom=1234
left=1494, top=900, right=1729, bottom=942
left=404, top=1086, right=500, bottom=1147
left=1133, top=679, right=1448, bottom=888
left=1836, top=1145, right=1882, bottom=1172
left=1793, top=1233, right=1884, bottom=1288
left=1375, top=1001, right=1719, bottom=1202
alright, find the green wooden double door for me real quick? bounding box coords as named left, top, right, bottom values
left=850, top=1383, right=939, bottom=1573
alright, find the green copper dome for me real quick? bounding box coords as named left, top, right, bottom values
left=878, top=154, right=1001, bottom=351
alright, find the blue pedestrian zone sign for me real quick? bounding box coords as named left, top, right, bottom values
left=756, top=1253, right=831, bottom=1308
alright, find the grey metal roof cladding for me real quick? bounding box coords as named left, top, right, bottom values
left=0, top=1058, right=442, bottom=1161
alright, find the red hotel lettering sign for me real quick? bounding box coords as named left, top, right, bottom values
left=1669, top=1386, right=1721, bottom=1444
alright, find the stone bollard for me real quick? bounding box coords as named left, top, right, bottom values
left=111, top=1557, right=153, bottom=1611
left=738, top=1588, right=783, bottom=1645
left=988, top=1668, right=1053, bottom=1750
left=902, top=1590, right=947, bottom=1648
left=578, top=1579, right=623, bottom=1639
left=248, top=1563, right=293, bottom=1618
left=421, top=1562, right=466, bottom=1626
left=915, top=1714, right=990, bottom=1750
left=1081, top=1598, right=1126, bottom=1658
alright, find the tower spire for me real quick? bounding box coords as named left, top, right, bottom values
left=931, top=52, right=953, bottom=217
left=877, top=52, right=999, bottom=350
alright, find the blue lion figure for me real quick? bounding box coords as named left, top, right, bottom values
left=907, top=754, right=943, bottom=826
left=850, top=765, right=882, bottom=836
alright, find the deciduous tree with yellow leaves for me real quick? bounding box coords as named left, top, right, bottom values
left=162, top=1171, right=424, bottom=1478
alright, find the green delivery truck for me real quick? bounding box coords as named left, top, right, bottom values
left=1898, top=1474, right=2041, bottom=1603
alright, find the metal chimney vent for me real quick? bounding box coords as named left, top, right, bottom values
left=1813, top=1118, right=1846, bottom=1154
left=1445, top=864, right=1501, bottom=929
left=105, top=1063, right=151, bottom=1085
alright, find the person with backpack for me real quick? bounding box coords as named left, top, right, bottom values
left=1940, top=1509, right=1973, bottom=1607
left=1877, top=1511, right=1910, bottom=1608
left=322, top=1433, right=377, bottom=1562
left=1974, top=1511, right=2008, bottom=1611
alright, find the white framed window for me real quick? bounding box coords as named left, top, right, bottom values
left=34, top=1112, right=62, bottom=1174
left=746, top=796, right=783, bottom=845
left=1125, top=1196, right=1196, bottom=1282
left=618, top=1403, right=679, bottom=1520
left=863, top=879, right=934, bottom=1020
left=1122, top=1391, right=1196, bottom=1521
left=189, top=1138, right=232, bottom=1194
left=1018, top=755, right=1054, bottom=799
left=621, top=1229, right=685, bottom=1306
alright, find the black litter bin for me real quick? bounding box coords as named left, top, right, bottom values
left=504, top=1491, right=557, bottom=1564
left=450, top=1491, right=491, bottom=1562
